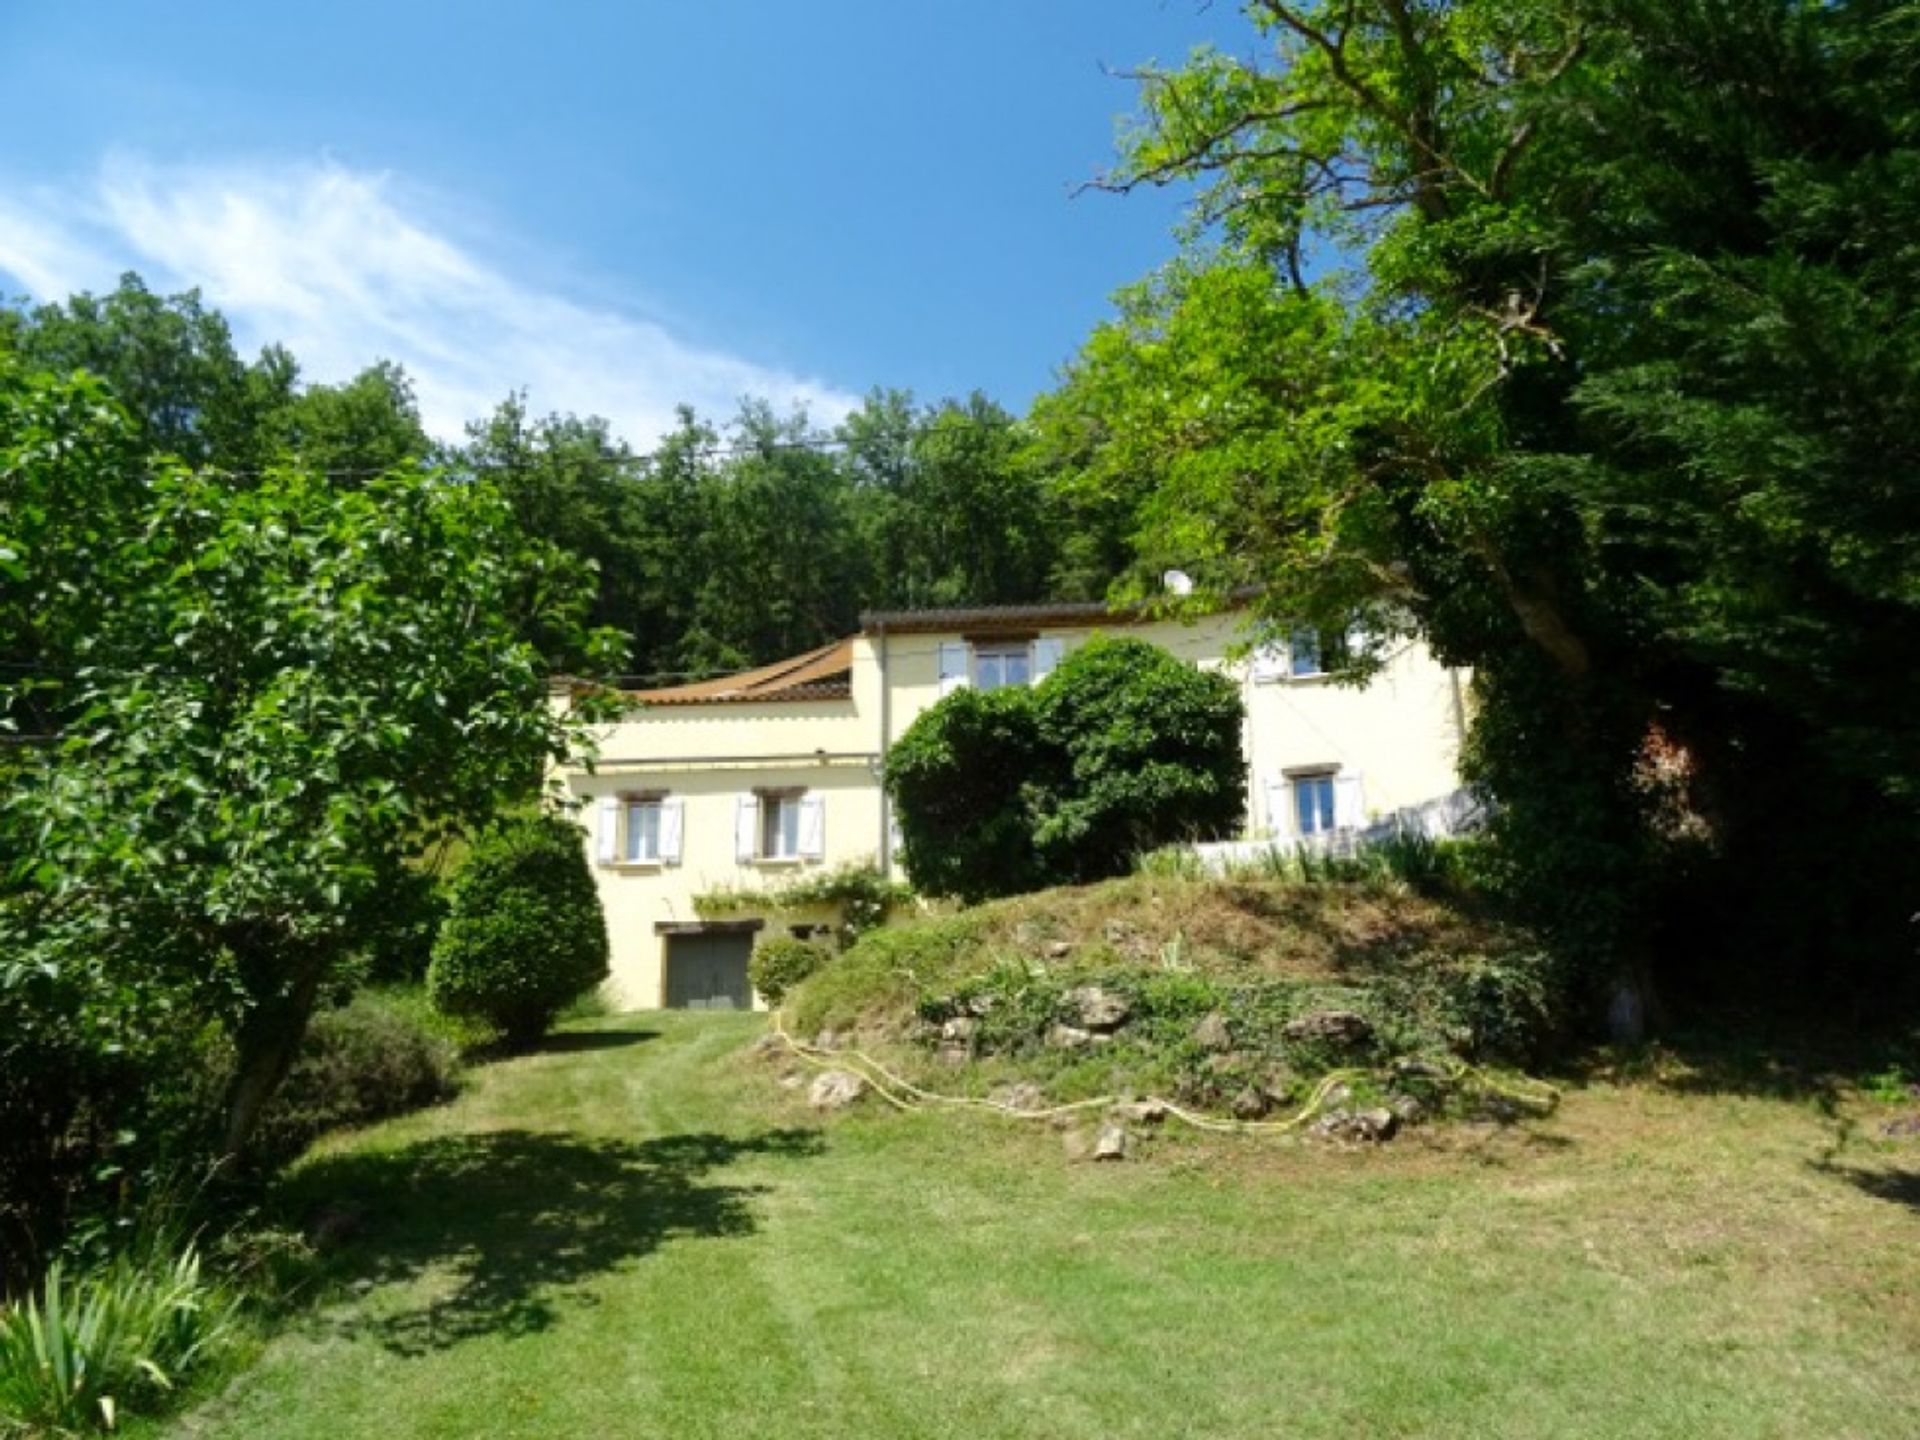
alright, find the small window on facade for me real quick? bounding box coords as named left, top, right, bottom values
left=1289, top=628, right=1324, bottom=678
left=761, top=794, right=802, bottom=859
left=625, top=799, right=663, bottom=863
left=973, top=642, right=1032, bottom=692
left=1294, top=773, right=1337, bottom=836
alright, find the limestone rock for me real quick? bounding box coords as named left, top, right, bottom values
left=1229, top=1087, right=1271, bottom=1121
left=1047, top=1023, right=1094, bottom=1050
left=1092, top=1123, right=1131, bottom=1161
left=1192, top=1011, right=1234, bottom=1052
left=1283, top=1010, right=1375, bottom=1048
left=1045, top=940, right=1073, bottom=960
left=1311, top=1106, right=1399, bottom=1143
left=811, top=1029, right=845, bottom=1052
left=807, top=1069, right=867, bottom=1111
left=1066, top=985, right=1132, bottom=1031
left=940, top=1016, right=979, bottom=1044
left=1110, top=1098, right=1169, bottom=1126
left=990, top=1082, right=1048, bottom=1113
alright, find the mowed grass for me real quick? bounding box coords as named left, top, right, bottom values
left=159, top=1012, right=1920, bottom=1440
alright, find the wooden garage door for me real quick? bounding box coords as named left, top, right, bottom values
left=664, top=931, right=754, bottom=1010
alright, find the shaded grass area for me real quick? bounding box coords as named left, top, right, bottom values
left=153, top=1012, right=1920, bottom=1440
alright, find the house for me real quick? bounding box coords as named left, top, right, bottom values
left=552, top=602, right=1469, bottom=1010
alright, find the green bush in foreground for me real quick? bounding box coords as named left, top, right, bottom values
left=428, top=813, right=610, bottom=1047
left=0, top=1241, right=240, bottom=1435
left=249, top=994, right=461, bottom=1168
left=749, top=937, right=833, bottom=1006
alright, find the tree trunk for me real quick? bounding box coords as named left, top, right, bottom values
left=219, top=955, right=327, bottom=1162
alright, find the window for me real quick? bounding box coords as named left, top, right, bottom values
left=1289, top=628, right=1324, bottom=678
left=761, top=793, right=802, bottom=859
left=1293, top=773, right=1337, bottom=835
left=594, top=793, right=682, bottom=867
left=625, top=798, right=663, bottom=863
left=737, top=791, right=825, bottom=863
left=938, top=637, right=1065, bottom=696
left=973, top=643, right=1032, bottom=692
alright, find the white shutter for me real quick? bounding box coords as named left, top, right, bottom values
left=1032, top=636, right=1065, bottom=683
left=1264, top=777, right=1291, bottom=838
left=735, top=795, right=760, bottom=863
left=1334, top=772, right=1365, bottom=831
left=798, top=795, right=826, bottom=859
left=595, top=796, right=620, bottom=866
left=659, top=799, right=685, bottom=865
left=938, top=641, right=970, bottom=697
left=1251, top=644, right=1287, bottom=682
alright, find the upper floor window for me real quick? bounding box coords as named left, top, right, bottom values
left=972, top=643, right=1032, bottom=692
left=737, top=790, right=825, bottom=863
left=1288, top=629, right=1324, bottom=678
left=626, top=798, right=663, bottom=862
left=594, top=792, right=683, bottom=867
left=938, top=636, right=1065, bottom=696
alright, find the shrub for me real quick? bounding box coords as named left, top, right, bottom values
left=887, top=685, right=1050, bottom=904
left=427, top=813, right=610, bottom=1047
left=1029, top=637, right=1246, bottom=884
left=749, top=937, right=833, bottom=1006
left=0, top=1240, right=239, bottom=1435
left=249, top=993, right=461, bottom=1167
left=888, top=637, right=1246, bottom=903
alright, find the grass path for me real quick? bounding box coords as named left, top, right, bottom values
left=164, top=1013, right=1920, bottom=1439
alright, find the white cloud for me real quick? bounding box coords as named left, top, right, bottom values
left=0, top=157, right=858, bottom=445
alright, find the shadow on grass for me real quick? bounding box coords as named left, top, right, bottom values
left=1553, top=1022, right=1920, bottom=1110
left=283, top=1127, right=822, bottom=1355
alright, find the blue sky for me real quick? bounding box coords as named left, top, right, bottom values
left=0, top=2, right=1249, bottom=445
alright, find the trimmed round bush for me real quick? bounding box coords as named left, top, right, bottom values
left=1029, top=636, right=1246, bottom=883
left=749, top=936, right=832, bottom=1005
left=428, top=812, right=610, bottom=1046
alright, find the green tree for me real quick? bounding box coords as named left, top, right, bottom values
left=3, top=274, right=288, bottom=471
left=1039, top=0, right=1920, bottom=1024
left=6, top=436, right=619, bottom=1156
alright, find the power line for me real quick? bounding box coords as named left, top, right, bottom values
left=150, top=414, right=1028, bottom=484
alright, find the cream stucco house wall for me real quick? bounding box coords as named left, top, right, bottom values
left=554, top=602, right=1469, bottom=1011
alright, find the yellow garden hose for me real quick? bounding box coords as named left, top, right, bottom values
left=767, top=1009, right=1558, bottom=1135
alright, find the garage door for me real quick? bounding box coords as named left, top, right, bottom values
left=664, top=931, right=754, bottom=1010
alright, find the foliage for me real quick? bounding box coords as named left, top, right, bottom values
left=887, top=686, right=1051, bottom=904
left=748, top=937, right=833, bottom=1007
left=695, top=861, right=916, bottom=949
left=0, top=1238, right=240, bottom=1435
left=887, top=638, right=1245, bottom=902
left=1037, top=0, right=1920, bottom=1021
left=1028, top=637, right=1246, bottom=882
left=427, top=814, right=611, bottom=1047
left=249, top=994, right=461, bottom=1169
left=2, top=348, right=620, bottom=1176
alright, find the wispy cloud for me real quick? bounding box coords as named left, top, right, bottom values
left=0, top=156, right=858, bottom=445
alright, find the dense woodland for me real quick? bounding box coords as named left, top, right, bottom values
left=4, top=0, right=1919, bottom=1309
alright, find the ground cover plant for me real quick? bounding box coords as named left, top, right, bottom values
left=136, top=1011, right=1920, bottom=1440
left=780, top=863, right=1562, bottom=1123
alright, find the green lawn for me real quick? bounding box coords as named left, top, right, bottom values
left=163, top=1012, right=1919, bottom=1440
